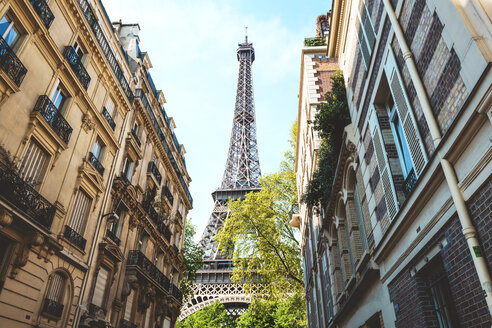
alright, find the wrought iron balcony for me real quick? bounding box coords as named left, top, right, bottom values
left=0, top=35, right=27, bottom=87
left=120, top=319, right=137, bottom=328
left=127, top=250, right=171, bottom=292
left=101, top=107, right=116, bottom=130
left=76, top=0, right=133, bottom=102
left=403, top=168, right=417, bottom=199
left=135, top=89, right=193, bottom=206
left=63, top=46, right=90, bottom=90
left=169, top=283, right=183, bottom=304
left=30, top=0, right=55, bottom=29
left=88, top=152, right=104, bottom=176
left=63, top=225, right=86, bottom=250
left=147, top=161, right=162, bottom=185
left=162, top=185, right=174, bottom=206
left=142, top=200, right=159, bottom=224
left=42, top=298, right=64, bottom=319
left=0, top=161, right=55, bottom=230
left=131, top=129, right=141, bottom=147
left=106, top=229, right=120, bottom=246
left=33, top=95, right=73, bottom=144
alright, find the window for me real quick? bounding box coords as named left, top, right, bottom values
left=0, top=14, right=19, bottom=47
left=108, top=204, right=125, bottom=238
left=104, top=97, right=115, bottom=117
left=356, top=1, right=376, bottom=68
left=124, top=290, right=134, bottom=322
left=122, top=156, right=135, bottom=182
left=162, top=317, right=171, bottom=328
left=388, top=99, right=413, bottom=178
left=67, top=189, right=92, bottom=244
left=42, top=272, right=67, bottom=319
left=71, top=41, right=84, bottom=62
left=154, top=250, right=164, bottom=271
left=91, top=138, right=104, bottom=160
left=423, top=259, right=458, bottom=328
left=51, top=83, right=67, bottom=110
left=354, top=182, right=368, bottom=251
left=18, top=139, right=50, bottom=189
left=0, top=236, right=13, bottom=292
left=91, top=267, right=109, bottom=308
left=132, top=122, right=140, bottom=136
left=137, top=232, right=149, bottom=254
left=322, top=254, right=333, bottom=321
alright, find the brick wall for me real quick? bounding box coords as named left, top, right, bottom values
left=388, top=175, right=492, bottom=328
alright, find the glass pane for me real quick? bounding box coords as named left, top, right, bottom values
left=92, top=141, right=101, bottom=158
left=4, top=26, right=18, bottom=47
left=0, top=17, right=10, bottom=38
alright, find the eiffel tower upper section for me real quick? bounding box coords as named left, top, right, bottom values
left=199, top=34, right=261, bottom=260
left=221, top=34, right=261, bottom=190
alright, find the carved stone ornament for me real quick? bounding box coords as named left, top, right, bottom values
left=81, top=113, right=95, bottom=132
left=138, top=283, right=156, bottom=312
left=0, top=209, right=13, bottom=229
left=10, top=232, right=43, bottom=277
left=122, top=273, right=138, bottom=299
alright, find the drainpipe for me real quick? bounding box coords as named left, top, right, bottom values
left=382, top=0, right=492, bottom=315
left=73, top=110, right=132, bottom=326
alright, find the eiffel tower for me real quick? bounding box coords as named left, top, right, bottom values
left=179, top=31, right=261, bottom=321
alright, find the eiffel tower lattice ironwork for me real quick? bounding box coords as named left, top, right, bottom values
left=179, top=32, right=261, bottom=321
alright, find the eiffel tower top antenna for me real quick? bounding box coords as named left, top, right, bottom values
left=245, top=26, right=248, bottom=43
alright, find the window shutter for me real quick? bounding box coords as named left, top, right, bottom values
left=19, top=140, right=49, bottom=187
left=47, top=273, right=65, bottom=302
left=369, top=108, right=399, bottom=219
left=384, top=48, right=428, bottom=176
left=124, top=290, right=134, bottom=321
left=68, top=190, right=92, bottom=234
left=163, top=318, right=171, bottom=328
left=92, top=267, right=109, bottom=307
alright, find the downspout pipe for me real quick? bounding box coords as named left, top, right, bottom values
left=382, top=0, right=492, bottom=315
left=73, top=111, right=132, bottom=326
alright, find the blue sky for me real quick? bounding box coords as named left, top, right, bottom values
left=103, top=0, right=331, bottom=241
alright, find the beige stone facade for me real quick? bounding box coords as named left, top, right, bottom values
left=0, top=1, right=191, bottom=327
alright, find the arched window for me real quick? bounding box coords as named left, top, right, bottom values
left=41, top=271, right=71, bottom=322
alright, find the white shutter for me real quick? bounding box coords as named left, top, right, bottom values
left=162, top=317, right=171, bottom=328
left=384, top=47, right=428, bottom=176
left=47, top=273, right=65, bottom=302
left=369, top=108, right=399, bottom=219
left=68, top=190, right=92, bottom=234
left=144, top=307, right=151, bottom=328
left=92, top=267, right=108, bottom=307
left=105, top=97, right=115, bottom=116
left=19, top=140, right=49, bottom=187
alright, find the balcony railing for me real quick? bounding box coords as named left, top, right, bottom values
left=42, top=298, right=64, bottom=319
left=63, top=46, right=91, bottom=90
left=304, top=37, right=326, bottom=47
left=0, top=35, right=27, bottom=87
left=131, top=129, right=141, bottom=146
left=0, top=161, right=56, bottom=230
left=76, top=0, right=134, bottom=103
left=106, top=229, right=121, bottom=246
left=169, top=283, right=183, bottom=304
left=88, top=152, right=104, bottom=176
left=33, top=95, right=73, bottom=144
left=63, top=225, right=86, bottom=250
left=147, top=161, right=162, bottom=185
left=102, top=107, right=116, bottom=130
left=135, top=89, right=193, bottom=206
left=162, top=185, right=174, bottom=207
left=127, top=250, right=170, bottom=292
left=403, top=168, right=417, bottom=199
left=30, top=0, right=55, bottom=29
left=120, top=319, right=137, bottom=328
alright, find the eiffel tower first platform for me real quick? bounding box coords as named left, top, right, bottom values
left=179, top=33, right=261, bottom=321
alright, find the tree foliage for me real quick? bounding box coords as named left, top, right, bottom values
left=301, top=71, right=351, bottom=210
left=176, top=301, right=235, bottom=328
left=215, top=122, right=303, bottom=299
left=180, top=218, right=204, bottom=302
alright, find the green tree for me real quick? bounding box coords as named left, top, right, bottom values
left=176, top=301, right=236, bottom=328
left=215, top=122, right=303, bottom=299
left=273, top=293, right=307, bottom=328
left=180, top=218, right=204, bottom=302
left=302, top=70, right=351, bottom=210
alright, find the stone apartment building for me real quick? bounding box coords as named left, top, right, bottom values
left=0, top=0, right=191, bottom=327
left=296, top=1, right=492, bottom=327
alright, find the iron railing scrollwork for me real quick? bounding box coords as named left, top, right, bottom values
left=33, top=95, right=73, bottom=144
left=76, top=0, right=134, bottom=103
left=0, top=34, right=27, bottom=87
left=88, top=152, right=104, bottom=176
left=42, top=298, right=64, bottom=319
left=102, top=107, right=116, bottom=130
left=63, top=46, right=91, bottom=90
left=127, top=250, right=171, bottom=292
left=147, top=161, right=162, bottom=185
left=106, top=229, right=121, bottom=246
left=403, top=168, right=417, bottom=199
left=0, top=161, right=56, bottom=230
left=169, top=283, right=183, bottom=304
left=135, top=89, right=192, bottom=205
left=63, top=225, right=86, bottom=250
left=162, top=185, right=174, bottom=206
left=30, top=0, right=55, bottom=29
